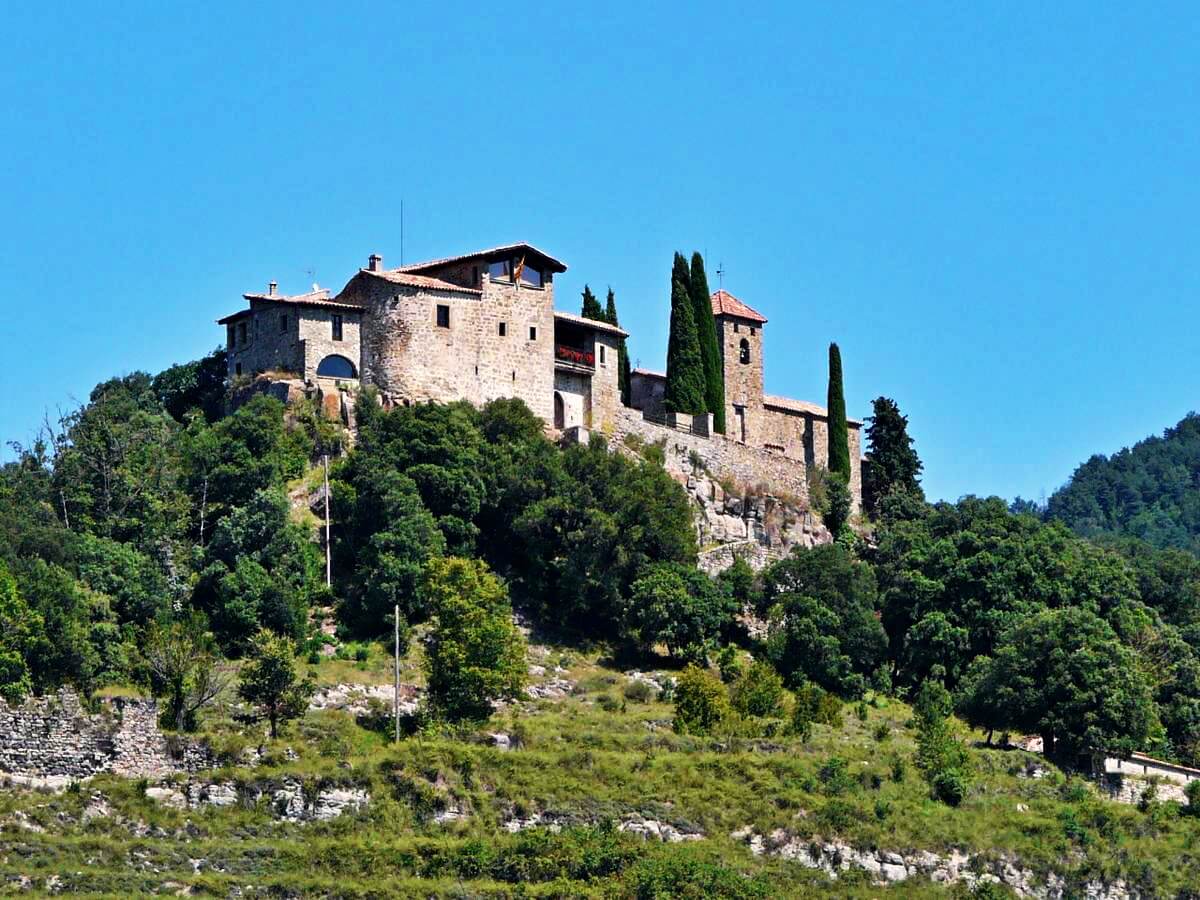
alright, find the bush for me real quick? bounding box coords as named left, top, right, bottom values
left=730, top=661, right=785, bottom=718
left=1186, top=779, right=1200, bottom=816
left=818, top=757, right=853, bottom=796
left=623, top=680, right=655, bottom=703
left=673, top=665, right=731, bottom=736
left=931, top=768, right=970, bottom=806
left=792, top=681, right=843, bottom=738
left=716, top=645, right=745, bottom=684
left=890, top=755, right=907, bottom=783
left=597, top=693, right=622, bottom=713
left=873, top=722, right=890, bottom=742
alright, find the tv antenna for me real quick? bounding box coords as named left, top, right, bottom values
left=716, top=262, right=726, bottom=288
left=400, top=198, right=405, bottom=266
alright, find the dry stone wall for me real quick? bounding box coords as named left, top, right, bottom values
left=0, top=689, right=212, bottom=782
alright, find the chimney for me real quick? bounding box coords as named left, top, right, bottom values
left=268, top=280, right=277, bottom=296
left=368, top=253, right=383, bottom=272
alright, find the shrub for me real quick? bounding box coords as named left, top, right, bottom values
left=623, top=680, right=655, bottom=703
left=716, top=645, right=745, bottom=684
left=1186, top=779, right=1200, bottom=816
left=890, top=755, right=907, bottom=783
left=931, top=768, right=969, bottom=806
left=818, top=757, right=853, bottom=796
left=597, top=693, right=622, bottom=713
left=873, top=722, right=890, bottom=742
left=672, top=665, right=731, bottom=736
left=730, top=661, right=785, bottom=718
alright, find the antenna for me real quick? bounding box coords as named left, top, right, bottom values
left=716, top=261, right=725, bottom=289
left=400, top=198, right=405, bottom=266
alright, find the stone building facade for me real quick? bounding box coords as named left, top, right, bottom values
left=218, top=243, right=861, bottom=508
left=219, top=243, right=626, bottom=434
left=631, top=288, right=862, bottom=505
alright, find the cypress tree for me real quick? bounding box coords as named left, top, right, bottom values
left=605, top=288, right=632, bottom=407
left=688, top=252, right=725, bottom=433
left=827, top=342, right=852, bottom=480
left=580, top=284, right=604, bottom=320
left=664, top=254, right=706, bottom=415
left=862, top=396, right=924, bottom=513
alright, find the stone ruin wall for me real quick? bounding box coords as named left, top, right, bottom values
left=0, top=689, right=212, bottom=782
left=608, top=408, right=832, bottom=572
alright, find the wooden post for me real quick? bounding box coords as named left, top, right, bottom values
left=323, top=453, right=332, bottom=588
left=394, top=603, right=401, bottom=744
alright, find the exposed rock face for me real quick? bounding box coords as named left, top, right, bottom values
left=501, top=810, right=703, bottom=843
left=732, top=829, right=1138, bottom=899
left=147, top=778, right=369, bottom=823
left=308, top=683, right=420, bottom=718
left=683, top=471, right=832, bottom=574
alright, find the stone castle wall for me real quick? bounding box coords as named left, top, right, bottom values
left=0, top=689, right=212, bottom=782
left=359, top=276, right=557, bottom=424
left=610, top=407, right=810, bottom=501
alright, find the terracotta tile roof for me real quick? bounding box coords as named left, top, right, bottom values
left=631, top=368, right=666, bottom=379
left=397, top=242, right=567, bottom=274
left=711, top=289, right=767, bottom=323
left=764, top=394, right=862, bottom=426
left=362, top=269, right=482, bottom=294
left=217, top=289, right=364, bottom=325
left=553, top=309, right=628, bottom=337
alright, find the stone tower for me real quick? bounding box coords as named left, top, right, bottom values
left=711, top=289, right=767, bottom=444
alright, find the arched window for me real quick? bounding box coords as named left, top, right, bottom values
left=316, top=354, right=357, bottom=378
left=739, top=338, right=751, bottom=365
left=553, top=391, right=565, bottom=430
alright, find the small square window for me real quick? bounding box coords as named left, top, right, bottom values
left=498, top=322, right=507, bottom=336
left=733, top=322, right=740, bottom=333
left=279, top=314, right=287, bottom=333
left=750, top=326, right=757, bottom=336
left=528, top=326, right=537, bottom=340
left=332, top=315, right=343, bottom=341
left=436, top=305, right=450, bottom=328
left=599, top=345, right=606, bottom=365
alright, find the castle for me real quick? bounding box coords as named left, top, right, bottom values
left=218, top=241, right=861, bottom=505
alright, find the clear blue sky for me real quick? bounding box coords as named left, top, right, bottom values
left=2, top=2, right=1197, bottom=503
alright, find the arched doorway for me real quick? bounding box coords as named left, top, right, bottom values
left=553, top=391, right=565, bottom=429
left=316, top=354, right=357, bottom=378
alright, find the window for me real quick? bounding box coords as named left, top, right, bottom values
left=238, top=321, right=247, bottom=345
left=734, top=322, right=740, bottom=333
left=518, top=264, right=543, bottom=288
left=498, top=321, right=507, bottom=336
left=279, top=314, right=287, bottom=333
left=488, top=259, right=512, bottom=281
left=529, top=326, right=537, bottom=340
left=436, top=304, right=450, bottom=328
left=750, top=326, right=757, bottom=336
left=332, top=314, right=343, bottom=341
left=739, top=338, right=751, bottom=364
left=472, top=266, right=479, bottom=286
left=227, top=324, right=235, bottom=347
left=599, top=345, right=606, bottom=365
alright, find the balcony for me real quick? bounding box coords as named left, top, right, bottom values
left=555, top=343, right=594, bottom=371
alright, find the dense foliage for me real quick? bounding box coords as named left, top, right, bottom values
left=688, top=252, right=725, bottom=434
left=1048, top=411, right=1200, bottom=553
left=663, top=252, right=706, bottom=415
left=826, top=343, right=851, bottom=481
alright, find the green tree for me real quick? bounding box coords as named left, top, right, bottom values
left=826, top=343, right=851, bottom=480
left=730, top=660, right=785, bottom=718
left=605, top=288, right=632, bottom=407
left=423, top=557, right=526, bottom=721
left=957, top=607, right=1157, bottom=763
left=144, top=611, right=229, bottom=731
left=664, top=253, right=706, bottom=415
left=824, top=474, right=852, bottom=537
left=0, top=561, right=45, bottom=704
left=672, top=664, right=731, bottom=735
left=913, top=679, right=972, bottom=805
left=152, top=347, right=228, bottom=422
left=580, top=284, right=604, bottom=320
left=237, top=628, right=315, bottom=739
left=622, top=563, right=736, bottom=663
left=688, top=252, right=725, bottom=433
left=762, top=544, right=886, bottom=697
left=862, top=396, right=924, bottom=515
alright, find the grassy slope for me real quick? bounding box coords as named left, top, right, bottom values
left=3, top=645, right=1199, bottom=898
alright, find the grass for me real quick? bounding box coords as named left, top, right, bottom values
left=3, top=643, right=1199, bottom=897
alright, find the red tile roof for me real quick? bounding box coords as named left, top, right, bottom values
left=553, top=309, right=628, bottom=337
left=397, top=242, right=567, bottom=274
left=710, top=289, right=767, bottom=323
left=217, top=289, right=364, bottom=324
left=362, top=269, right=482, bottom=294
left=764, top=394, right=862, bottom=426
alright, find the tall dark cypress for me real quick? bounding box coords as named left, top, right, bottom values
left=580, top=285, right=604, bottom=320
left=688, top=252, right=725, bottom=433
left=827, top=342, right=851, bottom=480
left=605, top=288, right=631, bottom=406
left=664, top=254, right=706, bottom=415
